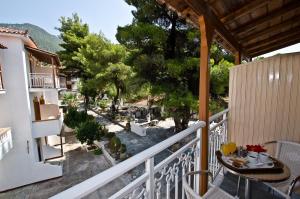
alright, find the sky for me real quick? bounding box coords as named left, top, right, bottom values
left=0, top=0, right=299, bottom=55
left=0, top=0, right=135, bottom=43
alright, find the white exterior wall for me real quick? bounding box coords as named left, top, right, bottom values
left=0, top=36, right=62, bottom=191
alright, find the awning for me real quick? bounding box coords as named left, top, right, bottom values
left=25, top=46, right=61, bottom=66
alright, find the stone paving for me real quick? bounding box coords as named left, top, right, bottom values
left=0, top=131, right=126, bottom=199
left=0, top=113, right=177, bottom=199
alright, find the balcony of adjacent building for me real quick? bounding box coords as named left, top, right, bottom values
left=32, top=101, right=64, bottom=161
left=0, top=128, right=12, bottom=160
left=32, top=103, right=63, bottom=138
left=26, top=46, right=65, bottom=92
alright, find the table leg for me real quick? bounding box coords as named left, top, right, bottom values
left=245, top=179, right=251, bottom=199
left=236, top=176, right=241, bottom=197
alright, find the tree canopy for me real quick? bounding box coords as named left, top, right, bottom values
left=117, top=0, right=234, bottom=131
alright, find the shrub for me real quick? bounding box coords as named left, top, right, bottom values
left=109, top=136, right=121, bottom=154
left=62, top=93, right=78, bottom=107
left=64, top=107, right=80, bottom=128
left=98, top=100, right=108, bottom=111
left=75, top=120, right=101, bottom=146
left=105, top=132, right=115, bottom=139
left=120, top=144, right=127, bottom=153
left=64, top=107, right=94, bottom=129
left=93, top=148, right=103, bottom=155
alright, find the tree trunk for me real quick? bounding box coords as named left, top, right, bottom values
left=84, top=94, right=89, bottom=113
left=166, top=16, right=177, bottom=59
left=174, top=116, right=183, bottom=133
left=174, top=106, right=190, bottom=133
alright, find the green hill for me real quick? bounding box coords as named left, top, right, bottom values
left=0, top=23, right=63, bottom=53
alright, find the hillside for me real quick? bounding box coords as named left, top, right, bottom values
left=0, top=23, right=63, bottom=53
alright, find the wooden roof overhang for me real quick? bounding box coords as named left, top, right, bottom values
left=157, top=0, right=300, bottom=58
left=25, top=46, right=61, bottom=66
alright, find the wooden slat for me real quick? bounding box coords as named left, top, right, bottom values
left=293, top=55, right=300, bottom=141
left=244, top=26, right=300, bottom=50
left=240, top=15, right=300, bottom=43
left=249, top=38, right=300, bottom=57
left=221, top=0, right=270, bottom=24
left=185, top=0, right=242, bottom=52
left=232, top=1, right=300, bottom=35
left=228, top=53, right=300, bottom=147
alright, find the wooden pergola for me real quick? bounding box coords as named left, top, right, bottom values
left=156, top=0, right=300, bottom=195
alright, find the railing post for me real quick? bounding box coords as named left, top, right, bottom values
left=223, top=111, right=228, bottom=142
left=145, top=157, right=154, bottom=199
left=195, top=127, right=202, bottom=194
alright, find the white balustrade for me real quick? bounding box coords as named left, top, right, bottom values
left=208, top=109, right=229, bottom=178
left=59, top=76, right=67, bottom=88
left=50, top=109, right=229, bottom=199
left=50, top=122, right=205, bottom=199
left=29, top=73, right=55, bottom=88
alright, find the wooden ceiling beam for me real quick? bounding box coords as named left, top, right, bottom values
left=221, top=0, right=270, bottom=24
left=249, top=37, right=300, bottom=57
left=184, top=0, right=242, bottom=53
left=240, top=15, right=300, bottom=43
left=245, top=27, right=300, bottom=51
left=233, top=1, right=300, bottom=35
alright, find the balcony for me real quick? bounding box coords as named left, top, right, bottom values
left=50, top=110, right=227, bottom=199
left=29, top=73, right=67, bottom=90
left=26, top=46, right=62, bottom=91
left=0, top=128, right=13, bottom=160
left=29, top=73, right=55, bottom=89
left=32, top=104, right=63, bottom=138
left=58, top=76, right=67, bottom=89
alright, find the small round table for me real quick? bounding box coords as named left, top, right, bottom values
left=216, top=151, right=291, bottom=199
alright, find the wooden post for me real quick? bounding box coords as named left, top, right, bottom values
left=235, top=51, right=242, bottom=65
left=51, top=57, right=56, bottom=88
left=199, top=15, right=214, bottom=195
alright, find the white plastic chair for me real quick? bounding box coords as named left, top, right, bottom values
left=183, top=170, right=235, bottom=199
left=263, top=140, right=300, bottom=198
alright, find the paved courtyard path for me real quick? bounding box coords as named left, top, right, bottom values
left=0, top=130, right=127, bottom=199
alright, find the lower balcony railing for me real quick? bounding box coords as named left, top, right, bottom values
left=50, top=110, right=228, bottom=199
left=29, top=73, right=55, bottom=89
left=0, top=128, right=13, bottom=160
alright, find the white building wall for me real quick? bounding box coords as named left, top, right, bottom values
left=0, top=36, right=62, bottom=191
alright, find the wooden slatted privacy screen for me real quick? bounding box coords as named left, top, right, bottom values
left=228, top=53, right=300, bottom=147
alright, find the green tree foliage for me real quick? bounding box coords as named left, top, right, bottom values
left=57, top=13, right=89, bottom=77
left=210, top=59, right=234, bottom=97
left=117, top=0, right=234, bottom=131
left=117, top=0, right=200, bottom=132
left=74, top=33, right=133, bottom=107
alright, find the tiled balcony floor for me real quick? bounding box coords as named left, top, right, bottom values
left=217, top=171, right=300, bottom=199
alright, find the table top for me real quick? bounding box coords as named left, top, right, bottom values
left=216, top=151, right=291, bottom=183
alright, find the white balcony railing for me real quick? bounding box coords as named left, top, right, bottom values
left=51, top=110, right=228, bottom=199
left=59, top=76, right=67, bottom=89
left=29, top=73, right=55, bottom=88
left=0, top=128, right=13, bottom=160
left=208, top=109, right=229, bottom=177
